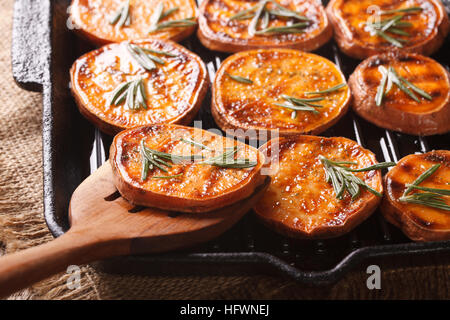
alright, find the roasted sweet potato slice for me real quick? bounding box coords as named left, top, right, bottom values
left=70, top=0, right=198, bottom=46
left=349, top=52, right=450, bottom=136
left=326, top=0, right=450, bottom=59
left=381, top=151, right=450, bottom=242
left=212, top=49, right=351, bottom=139
left=198, top=0, right=332, bottom=53
left=70, top=39, right=208, bottom=135
left=254, top=135, right=383, bottom=239
left=110, top=124, right=266, bottom=213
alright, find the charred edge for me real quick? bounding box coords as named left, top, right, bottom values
left=104, top=190, right=121, bottom=201
left=128, top=206, right=146, bottom=213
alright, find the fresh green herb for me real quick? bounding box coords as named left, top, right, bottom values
left=277, top=95, right=324, bottom=116
left=109, top=0, right=131, bottom=28
left=180, top=138, right=213, bottom=151
left=107, top=78, right=148, bottom=110
left=141, top=48, right=177, bottom=57
left=198, top=147, right=258, bottom=168
left=254, top=22, right=308, bottom=34
left=403, top=164, right=441, bottom=196
left=148, top=3, right=195, bottom=33
left=320, top=156, right=395, bottom=200
left=152, top=173, right=184, bottom=179
left=380, top=6, right=423, bottom=15
left=375, top=66, right=432, bottom=106
left=226, top=73, right=253, bottom=84
left=305, top=83, right=347, bottom=96
left=140, top=141, right=257, bottom=181
left=126, top=44, right=163, bottom=71
left=399, top=164, right=450, bottom=211
left=365, top=9, right=422, bottom=47
left=231, top=0, right=309, bottom=35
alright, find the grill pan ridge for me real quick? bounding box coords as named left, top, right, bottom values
left=11, top=0, right=450, bottom=285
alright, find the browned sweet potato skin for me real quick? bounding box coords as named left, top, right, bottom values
left=326, top=0, right=450, bottom=59
left=381, top=151, right=450, bottom=242
left=110, top=124, right=266, bottom=213
left=212, top=49, right=351, bottom=139
left=70, top=39, right=208, bottom=135
left=349, top=52, right=450, bottom=136
left=198, top=0, right=332, bottom=53
left=253, top=135, right=383, bottom=239
left=70, top=0, right=197, bottom=46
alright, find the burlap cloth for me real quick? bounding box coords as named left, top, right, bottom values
left=0, top=0, right=449, bottom=300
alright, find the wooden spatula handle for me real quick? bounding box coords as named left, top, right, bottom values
left=0, top=230, right=128, bottom=298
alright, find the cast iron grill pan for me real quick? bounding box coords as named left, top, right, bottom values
left=11, top=0, right=450, bottom=285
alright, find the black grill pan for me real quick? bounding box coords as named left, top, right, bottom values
left=11, top=0, right=450, bottom=286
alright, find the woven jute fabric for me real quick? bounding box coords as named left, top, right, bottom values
left=0, top=0, right=449, bottom=300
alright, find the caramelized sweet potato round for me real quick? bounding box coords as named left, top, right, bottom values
left=70, top=0, right=198, bottom=46
left=326, top=0, right=450, bottom=59
left=70, top=39, right=208, bottom=135
left=212, top=49, right=351, bottom=138
left=197, top=0, right=332, bottom=53
left=349, top=52, right=450, bottom=136
left=381, top=151, right=450, bottom=242
left=254, top=135, right=383, bottom=239
left=110, top=124, right=266, bottom=213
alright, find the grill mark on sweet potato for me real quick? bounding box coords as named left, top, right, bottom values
left=424, top=152, right=450, bottom=164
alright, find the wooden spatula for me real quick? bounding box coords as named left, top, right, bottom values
left=0, top=161, right=269, bottom=298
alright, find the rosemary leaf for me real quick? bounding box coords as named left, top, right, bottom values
left=141, top=48, right=177, bottom=57
left=267, top=0, right=309, bottom=21
left=149, top=17, right=197, bottom=32
left=161, top=7, right=179, bottom=20
left=229, top=4, right=260, bottom=20
left=399, top=193, right=450, bottom=211
left=152, top=173, right=183, bottom=179
left=180, top=138, right=213, bottom=151
left=255, top=22, right=308, bottom=34
left=319, top=156, right=392, bottom=200
left=126, top=44, right=157, bottom=71
left=226, top=72, right=253, bottom=84
left=396, top=74, right=433, bottom=100
left=274, top=103, right=319, bottom=114
left=374, top=30, right=404, bottom=47
left=403, top=164, right=441, bottom=196
left=376, top=66, right=389, bottom=106
left=405, top=184, right=450, bottom=196
left=389, top=68, right=420, bottom=102
left=380, top=7, right=423, bottom=15
left=248, top=0, right=267, bottom=36
left=305, top=83, right=347, bottom=95
left=110, top=0, right=131, bottom=28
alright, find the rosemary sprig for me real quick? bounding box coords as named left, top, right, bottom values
left=248, top=0, right=268, bottom=36
left=254, top=22, right=308, bottom=34
left=141, top=48, right=177, bottom=57
left=109, top=0, right=131, bottom=28
left=149, top=17, right=196, bottom=32
left=126, top=44, right=162, bottom=71
left=180, top=138, right=213, bottom=151
left=148, top=2, right=195, bottom=33
left=278, top=95, right=324, bottom=116
left=231, top=0, right=310, bottom=35
left=225, top=73, right=253, bottom=84
left=198, top=147, right=258, bottom=168
left=305, top=83, right=347, bottom=96
left=375, top=66, right=432, bottom=106
left=108, top=78, right=148, bottom=110
left=399, top=164, right=450, bottom=211
left=152, top=173, right=183, bottom=179
left=320, top=156, right=395, bottom=200
left=403, top=164, right=441, bottom=196
left=380, top=7, right=423, bottom=15
left=365, top=9, right=421, bottom=47
left=399, top=193, right=450, bottom=211
left=140, top=141, right=257, bottom=180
